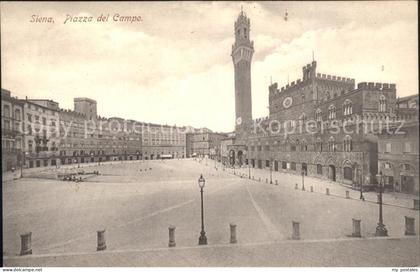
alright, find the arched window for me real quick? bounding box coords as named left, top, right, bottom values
left=328, top=105, right=336, bottom=119
left=15, top=108, right=21, bottom=121
left=326, top=92, right=331, bottom=100
left=316, top=137, right=323, bottom=152
left=301, top=139, right=307, bottom=151
left=299, top=113, right=306, bottom=126
left=315, top=109, right=322, bottom=122
left=343, top=99, right=353, bottom=116
left=328, top=136, right=336, bottom=151
left=343, top=135, right=352, bottom=152
left=290, top=140, right=296, bottom=151
left=379, top=95, right=387, bottom=112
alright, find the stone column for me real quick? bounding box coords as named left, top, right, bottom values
left=352, top=219, right=361, bottom=237
left=292, top=221, right=300, bottom=240
left=405, top=216, right=416, bottom=236
left=168, top=225, right=176, bottom=247
left=230, top=223, right=237, bottom=244
left=20, top=232, right=32, bottom=255
left=97, top=230, right=106, bottom=251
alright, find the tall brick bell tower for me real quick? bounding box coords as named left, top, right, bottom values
left=231, top=10, right=254, bottom=136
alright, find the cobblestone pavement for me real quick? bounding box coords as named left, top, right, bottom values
left=3, top=159, right=419, bottom=266
left=4, top=237, right=419, bottom=267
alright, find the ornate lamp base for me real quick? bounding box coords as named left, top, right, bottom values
left=375, top=223, right=388, bottom=236
left=198, top=231, right=208, bottom=245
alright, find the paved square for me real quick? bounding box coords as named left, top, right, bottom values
left=3, top=159, right=419, bottom=266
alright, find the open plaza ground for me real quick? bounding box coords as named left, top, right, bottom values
left=3, top=159, right=420, bottom=266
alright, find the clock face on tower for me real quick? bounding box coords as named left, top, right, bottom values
left=236, top=117, right=242, bottom=125
left=283, top=97, right=293, bottom=109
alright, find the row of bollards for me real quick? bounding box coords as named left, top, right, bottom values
left=293, top=184, right=419, bottom=210
left=19, top=216, right=417, bottom=255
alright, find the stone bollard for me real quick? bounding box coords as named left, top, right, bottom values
left=275, top=180, right=278, bottom=185
left=97, top=230, right=106, bottom=251
left=326, top=188, right=330, bottom=195
left=346, top=190, right=350, bottom=199
left=292, top=221, right=300, bottom=240
left=414, top=199, right=419, bottom=210
left=230, top=223, right=237, bottom=244
left=20, top=232, right=32, bottom=255
left=404, top=216, right=416, bottom=236
left=295, top=183, right=298, bottom=190
left=310, top=186, right=313, bottom=192
left=168, top=225, right=176, bottom=247
left=352, top=219, right=361, bottom=237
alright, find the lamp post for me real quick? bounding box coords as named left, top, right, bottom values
left=360, top=157, right=365, bottom=201
left=301, top=168, right=306, bottom=190
left=375, top=172, right=388, bottom=236
left=214, top=152, right=217, bottom=169
left=198, top=174, right=208, bottom=245
left=244, top=150, right=250, bottom=179
left=20, top=151, right=27, bottom=178
left=270, top=158, right=273, bottom=184
left=230, top=150, right=235, bottom=175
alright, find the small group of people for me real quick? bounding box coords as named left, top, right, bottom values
left=62, top=175, right=81, bottom=182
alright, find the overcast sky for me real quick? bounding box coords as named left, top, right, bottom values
left=1, top=1, right=418, bottom=132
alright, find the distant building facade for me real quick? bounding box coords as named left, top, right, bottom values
left=396, top=94, right=418, bottom=120
left=2, top=91, right=199, bottom=172
left=186, top=131, right=227, bottom=158
left=377, top=120, right=419, bottom=194
left=1, top=89, right=24, bottom=172
left=141, top=123, right=187, bottom=159
left=21, top=98, right=61, bottom=168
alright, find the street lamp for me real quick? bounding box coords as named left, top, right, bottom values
left=359, top=158, right=365, bottom=201
left=301, top=168, right=306, bottom=190
left=198, top=174, right=208, bottom=245
left=20, top=151, right=28, bottom=178
left=214, top=153, right=217, bottom=169
left=244, top=150, right=251, bottom=179
left=269, top=158, right=273, bottom=184
left=375, top=172, right=388, bottom=236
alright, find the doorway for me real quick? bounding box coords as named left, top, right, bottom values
left=329, top=165, right=336, bottom=181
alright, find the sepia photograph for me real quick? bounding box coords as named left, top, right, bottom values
left=1, top=1, right=419, bottom=269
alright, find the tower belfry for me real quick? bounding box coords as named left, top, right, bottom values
left=231, top=9, right=254, bottom=133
